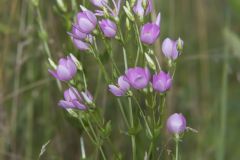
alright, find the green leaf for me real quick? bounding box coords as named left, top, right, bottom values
left=101, top=120, right=112, bottom=139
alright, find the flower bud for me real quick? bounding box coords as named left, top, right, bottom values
left=68, top=24, right=92, bottom=51
left=99, top=19, right=117, bottom=38
left=108, top=85, right=125, bottom=96
left=73, top=39, right=91, bottom=51
left=56, top=0, right=67, bottom=12
left=125, top=67, right=150, bottom=89
left=133, top=0, right=152, bottom=18
left=145, top=53, right=156, bottom=70
left=140, top=13, right=161, bottom=45
left=109, top=76, right=130, bottom=96
left=152, top=71, right=172, bottom=93
left=69, top=54, right=83, bottom=70
left=58, top=87, right=87, bottom=110
left=162, top=37, right=183, bottom=60
left=177, top=37, right=184, bottom=53
left=126, top=18, right=131, bottom=31
left=123, top=2, right=135, bottom=21
left=90, top=0, right=108, bottom=7
left=167, top=113, right=187, bottom=134
left=48, top=55, right=77, bottom=81
left=81, top=90, right=94, bottom=105
left=70, top=24, right=87, bottom=40
left=48, top=58, right=57, bottom=69
left=77, top=10, right=97, bottom=34
left=130, top=0, right=136, bottom=6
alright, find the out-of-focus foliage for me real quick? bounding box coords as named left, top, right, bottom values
left=230, top=0, right=240, bottom=16
left=224, top=28, right=240, bottom=58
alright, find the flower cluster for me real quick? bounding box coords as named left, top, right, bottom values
left=108, top=67, right=172, bottom=96
left=67, top=0, right=178, bottom=53
left=68, top=1, right=122, bottom=51
left=48, top=0, right=190, bottom=159
left=48, top=54, right=93, bottom=110
left=68, top=8, right=97, bottom=51
left=59, top=87, right=93, bottom=110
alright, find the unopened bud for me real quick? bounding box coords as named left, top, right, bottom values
left=80, top=5, right=88, bottom=11
left=81, top=91, right=93, bottom=105
left=142, top=0, right=147, bottom=9
left=70, top=53, right=83, bottom=70
left=48, top=58, right=57, bottom=69
left=145, top=53, right=156, bottom=70
left=67, top=109, right=78, bottom=118
left=130, top=0, right=136, bottom=7
left=177, top=37, right=184, bottom=53
left=126, top=18, right=131, bottom=31
left=114, top=16, right=119, bottom=23
left=56, top=0, right=67, bottom=12
left=148, top=49, right=154, bottom=55
left=103, top=7, right=110, bottom=17
left=168, top=59, right=173, bottom=67
left=123, top=6, right=135, bottom=21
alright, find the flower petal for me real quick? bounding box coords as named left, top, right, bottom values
left=72, top=100, right=87, bottom=110
left=108, top=85, right=125, bottom=96
left=58, top=100, right=75, bottom=108
left=118, top=76, right=130, bottom=91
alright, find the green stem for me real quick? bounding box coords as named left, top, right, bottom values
left=152, top=107, right=156, bottom=127
left=82, top=71, right=87, bottom=91
left=36, top=7, right=62, bottom=91
left=87, top=118, right=107, bottom=160
left=95, top=56, right=110, bottom=82
left=36, top=8, right=51, bottom=58
left=147, top=142, right=154, bottom=159
left=106, top=137, right=121, bottom=160
left=175, top=139, right=179, bottom=160
left=80, top=136, right=86, bottom=159
left=79, top=118, right=96, bottom=146
left=157, top=95, right=166, bottom=126
left=102, top=38, right=120, bottom=75
left=79, top=116, right=106, bottom=160
left=90, top=110, right=120, bottom=159
left=119, top=23, right=136, bottom=160
left=117, top=99, right=130, bottom=128
left=91, top=40, right=110, bottom=83
left=99, top=147, right=107, bottom=160
left=217, top=28, right=229, bottom=160
left=133, top=22, right=144, bottom=65
left=133, top=22, right=143, bottom=54
left=154, top=55, right=161, bottom=70
left=128, top=97, right=136, bottom=160
left=134, top=48, right=140, bottom=66
left=133, top=96, right=152, bottom=138
left=94, top=71, right=102, bottom=99
left=123, top=47, right=128, bottom=71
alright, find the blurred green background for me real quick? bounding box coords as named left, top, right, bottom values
left=1, top=0, right=240, bottom=159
